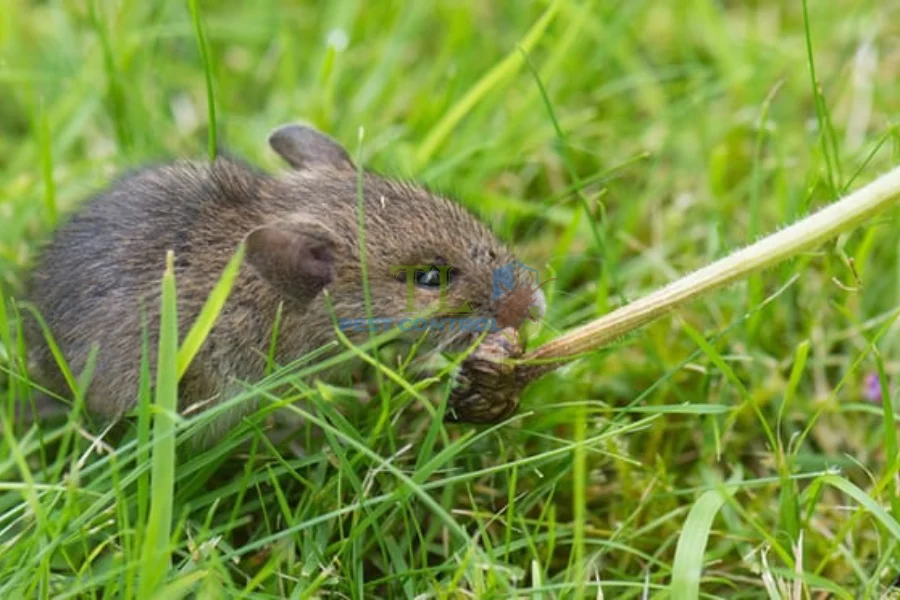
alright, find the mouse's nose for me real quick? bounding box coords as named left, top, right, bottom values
left=530, top=288, right=546, bottom=319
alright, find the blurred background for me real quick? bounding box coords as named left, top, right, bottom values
left=2, top=0, right=900, bottom=595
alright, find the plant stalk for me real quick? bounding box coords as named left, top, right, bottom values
left=521, top=165, right=900, bottom=377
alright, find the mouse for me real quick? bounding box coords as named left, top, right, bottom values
left=22, top=124, right=545, bottom=442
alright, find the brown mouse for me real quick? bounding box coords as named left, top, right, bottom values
left=23, top=124, right=545, bottom=442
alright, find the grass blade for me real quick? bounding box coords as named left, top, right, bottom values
left=138, top=251, right=179, bottom=598
left=820, top=474, right=900, bottom=541
left=521, top=48, right=616, bottom=312
left=188, top=0, right=217, bottom=159
left=414, top=0, right=562, bottom=166
left=88, top=0, right=132, bottom=150
left=177, top=243, right=245, bottom=379
left=37, top=101, right=57, bottom=227
left=670, top=489, right=726, bottom=600
left=801, top=0, right=841, bottom=194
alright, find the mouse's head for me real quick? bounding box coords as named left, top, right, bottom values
left=247, top=124, right=546, bottom=353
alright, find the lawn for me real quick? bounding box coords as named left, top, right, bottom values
left=2, top=0, right=900, bottom=597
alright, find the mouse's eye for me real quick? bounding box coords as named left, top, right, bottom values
left=414, top=266, right=458, bottom=288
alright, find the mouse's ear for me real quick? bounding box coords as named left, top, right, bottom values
left=268, top=124, right=354, bottom=171
left=244, top=221, right=338, bottom=304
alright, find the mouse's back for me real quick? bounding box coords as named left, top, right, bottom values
left=26, top=157, right=265, bottom=418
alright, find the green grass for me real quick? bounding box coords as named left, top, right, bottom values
left=2, top=0, right=900, bottom=597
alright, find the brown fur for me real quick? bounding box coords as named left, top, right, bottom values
left=24, top=125, right=541, bottom=440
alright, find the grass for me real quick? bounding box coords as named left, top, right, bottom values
left=2, top=0, right=900, bottom=597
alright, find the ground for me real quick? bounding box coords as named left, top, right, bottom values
left=2, top=0, right=900, bottom=597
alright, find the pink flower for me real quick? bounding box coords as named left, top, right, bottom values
left=864, top=372, right=883, bottom=404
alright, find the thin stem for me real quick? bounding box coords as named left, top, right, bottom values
left=523, top=164, right=900, bottom=372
